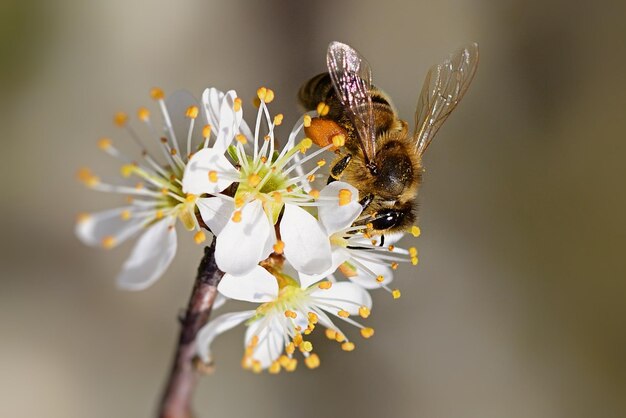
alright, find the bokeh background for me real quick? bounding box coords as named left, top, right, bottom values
left=2, top=0, right=626, bottom=417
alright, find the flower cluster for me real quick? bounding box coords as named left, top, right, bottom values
left=76, top=86, right=420, bottom=373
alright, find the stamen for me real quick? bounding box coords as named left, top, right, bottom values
left=233, top=97, right=242, bottom=112
left=284, top=310, right=297, bottom=319
left=376, top=275, right=385, bottom=283
left=236, top=134, right=247, bottom=145
left=194, top=231, right=206, bottom=244
left=316, top=102, right=330, bottom=116
left=248, top=173, right=261, bottom=187
left=268, top=361, right=281, bottom=374
left=317, top=159, right=326, bottom=167
left=307, top=312, right=319, bottom=324
left=338, top=310, right=350, bottom=318
left=97, top=137, right=112, bottom=150
left=273, top=240, right=284, bottom=254
left=308, top=189, right=320, bottom=199
left=304, top=353, right=320, bottom=369
left=318, top=281, right=332, bottom=290
left=358, top=306, right=370, bottom=318
left=360, top=328, right=375, bottom=339
left=231, top=210, right=242, bottom=223
left=273, top=114, right=283, bottom=126
left=208, top=171, right=218, bottom=183
left=150, top=87, right=165, bottom=100
left=186, top=106, right=199, bottom=119
left=137, top=107, right=150, bottom=121
left=102, top=236, right=116, bottom=249
left=284, top=358, right=297, bottom=372
left=285, top=342, right=295, bottom=355
left=325, top=329, right=337, bottom=340
left=303, top=115, right=312, bottom=127
left=411, top=226, right=421, bottom=237
left=391, top=262, right=399, bottom=270
left=114, top=112, right=128, bottom=127
left=341, top=341, right=355, bottom=352
left=338, top=189, right=352, bottom=206
left=300, top=341, right=313, bottom=352
left=332, top=134, right=345, bottom=147
left=392, top=289, right=401, bottom=299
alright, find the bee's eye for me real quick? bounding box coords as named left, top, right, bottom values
left=370, top=209, right=404, bottom=231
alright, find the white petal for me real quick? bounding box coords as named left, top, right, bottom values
left=182, top=148, right=237, bottom=195
left=245, top=315, right=285, bottom=369
left=196, top=197, right=234, bottom=236
left=318, top=182, right=362, bottom=235
left=310, top=281, right=372, bottom=315
left=350, top=256, right=393, bottom=289
left=116, top=219, right=177, bottom=291
left=213, top=293, right=227, bottom=310
left=213, top=90, right=242, bottom=154
left=202, top=88, right=225, bottom=130
left=215, top=200, right=271, bottom=275
left=280, top=204, right=332, bottom=275
left=298, top=247, right=350, bottom=288
left=196, top=310, right=255, bottom=363
left=217, top=266, right=279, bottom=302
left=75, top=206, right=145, bottom=247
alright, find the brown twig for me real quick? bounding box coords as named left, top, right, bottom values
left=157, top=239, right=224, bottom=418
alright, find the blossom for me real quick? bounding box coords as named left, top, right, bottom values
left=75, top=88, right=245, bottom=289
left=196, top=263, right=374, bottom=373
left=182, top=87, right=360, bottom=276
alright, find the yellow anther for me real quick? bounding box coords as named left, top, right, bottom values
left=284, top=310, right=297, bottom=319
left=234, top=197, right=245, bottom=208
left=248, top=173, right=261, bottom=187
left=376, top=275, right=384, bottom=283
left=307, top=312, right=319, bottom=324
left=260, top=156, right=268, bottom=164
left=360, top=327, right=375, bottom=339
left=273, top=113, right=283, bottom=126
left=232, top=210, right=242, bottom=223
left=264, top=89, right=275, bottom=103
left=411, top=225, right=421, bottom=237
left=268, top=361, right=281, bottom=374
left=97, top=137, right=112, bottom=150
left=273, top=240, right=284, bottom=254
left=252, top=97, right=261, bottom=108
left=278, top=355, right=291, bottom=368
left=256, top=87, right=268, bottom=101
left=341, top=341, right=355, bottom=352
left=358, top=306, right=371, bottom=319
left=194, top=231, right=206, bottom=244
left=285, top=358, right=297, bottom=372
left=271, top=191, right=282, bottom=203
left=366, top=222, right=374, bottom=229
left=202, top=124, right=212, bottom=138
left=285, top=342, right=295, bottom=355
left=317, top=159, right=326, bottom=167
left=316, top=102, right=330, bottom=116
left=392, top=289, right=402, bottom=299
left=76, top=213, right=91, bottom=224
left=292, top=334, right=303, bottom=346
left=233, top=97, right=242, bottom=112
left=338, top=263, right=357, bottom=277
left=76, top=168, right=99, bottom=187
left=338, top=189, right=352, bottom=206
left=305, top=353, right=320, bottom=369
left=170, top=148, right=178, bottom=156
left=300, top=341, right=313, bottom=352
left=208, top=170, right=218, bottom=183
left=119, top=164, right=135, bottom=178
left=150, top=87, right=165, bottom=100
left=411, top=257, right=419, bottom=266
left=102, top=236, right=116, bottom=249
left=334, top=332, right=346, bottom=343
left=307, top=174, right=316, bottom=183
left=161, top=187, right=169, bottom=195
left=325, top=329, right=337, bottom=340
left=318, top=281, right=332, bottom=290
left=252, top=361, right=263, bottom=374
left=185, top=194, right=197, bottom=204
left=332, top=134, right=346, bottom=147
left=388, top=245, right=395, bottom=251
left=300, top=137, right=313, bottom=151
left=338, top=310, right=350, bottom=318
left=137, top=107, right=150, bottom=121
left=236, top=133, right=247, bottom=144
left=303, top=115, right=312, bottom=127
left=186, top=105, right=199, bottom=119
left=391, top=262, right=399, bottom=270
left=120, top=210, right=131, bottom=221
left=114, top=112, right=128, bottom=127
left=308, top=189, right=320, bottom=199
left=249, top=335, right=259, bottom=347
left=409, top=247, right=418, bottom=257
left=155, top=210, right=164, bottom=220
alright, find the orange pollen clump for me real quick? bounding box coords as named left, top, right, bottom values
left=307, top=174, right=316, bottom=183
left=391, top=262, right=399, bottom=270
left=376, top=275, right=384, bottom=283
left=186, top=105, right=199, bottom=119
left=358, top=306, right=371, bottom=318
left=305, top=353, right=320, bottom=369
left=318, top=281, right=332, bottom=290
left=303, top=115, right=312, bottom=127
left=338, top=189, right=352, bottom=206
left=332, top=134, right=345, bottom=147
left=232, top=211, right=242, bottom=223
left=341, top=341, right=355, bottom=352
left=150, top=87, right=164, bottom=100
left=316, top=102, right=330, bottom=116
left=360, top=328, right=375, bottom=339
left=388, top=245, right=395, bottom=251
left=284, top=310, right=297, bottom=319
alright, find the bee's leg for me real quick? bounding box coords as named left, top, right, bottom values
left=379, top=235, right=385, bottom=247
left=359, top=193, right=374, bottom=210
left=328, top=154, right=352, bottom=184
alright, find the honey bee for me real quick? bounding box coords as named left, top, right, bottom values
left=298, top=41, right=479, bottom=235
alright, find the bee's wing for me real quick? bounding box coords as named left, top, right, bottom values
left=414, top=43, right=479, bottom=156
left=327, top=41, right=376, bottom=164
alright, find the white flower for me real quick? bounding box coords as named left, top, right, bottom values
left=182, top=87, right=359, bottom=276
left=196, top=264, right=375, bottom=373
left=75, top=88, right=244, bottom=290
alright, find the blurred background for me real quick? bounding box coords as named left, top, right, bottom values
left=2, top=0, right=626, bottom=417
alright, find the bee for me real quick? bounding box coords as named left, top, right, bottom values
left=298, top=41, right=479, bottom=235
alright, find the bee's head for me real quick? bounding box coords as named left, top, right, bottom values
left=373, top=140, right=418, bottom=200
left=369, top=200, right=416, bottom=233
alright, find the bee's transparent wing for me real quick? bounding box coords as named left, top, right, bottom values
left=414, top=43, right=479, bottom=156
left=327, top=41, right=376, bottom=164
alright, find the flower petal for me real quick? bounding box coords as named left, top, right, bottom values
left=196, top=197, right=234, bottom=236
left=196, top=310, right=256, bottom=363
left=299, top=247, right=350, bottom=288
left=182, top=148, right=237, bottom=195
left=202, top=87, right=252, bottom=149
left=280, top=204, right=332, bottom=275
left=317, top=182, right=362, bottom=235
left=245, top=315, right=285, bottom=369
left=217, top=266, right=279, bottom=302
left=116, top=219, right=177, bottom=291
left=310, top=281, right=372, bottom=315
left=75, top=206, right=145, bottom=248
left=215, top=200, right=271, bottom=275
